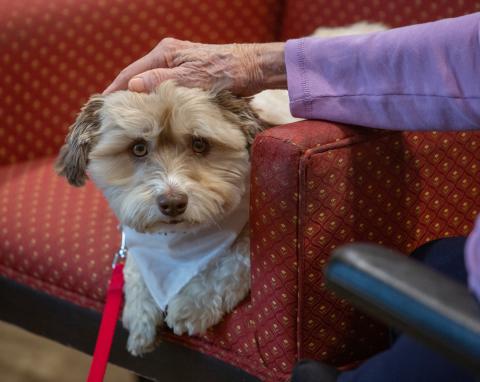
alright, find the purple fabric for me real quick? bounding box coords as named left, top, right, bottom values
left=284, top=13, right=480, bottom=298
left=466, top=220, right=480, bottom=299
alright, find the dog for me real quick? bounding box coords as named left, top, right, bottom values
left=56, top=81, right=270, bottom=356
left=56, top=21, right=387, bottom=357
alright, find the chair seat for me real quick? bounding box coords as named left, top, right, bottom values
left=0, top=157, right=118, bottom=310
left=0, top=157, right=273, bottom=381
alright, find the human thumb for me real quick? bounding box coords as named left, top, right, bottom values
left=128, top=68, right=182, bottom=92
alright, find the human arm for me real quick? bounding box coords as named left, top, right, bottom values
left=103, top=39, right=286, bottom=96
left=285, top=12, right=480, bottom=131
left=105, top=13, right=480, bottom=131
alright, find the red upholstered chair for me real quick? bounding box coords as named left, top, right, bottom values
left=1, top=1, right=479, bottom=381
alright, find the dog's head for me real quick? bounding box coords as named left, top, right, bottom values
left=56, top=81, right=267, bottom=232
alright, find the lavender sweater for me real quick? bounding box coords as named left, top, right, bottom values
left=285, top=12, right=480, bottom=298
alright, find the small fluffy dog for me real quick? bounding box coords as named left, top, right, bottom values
left=56, top=82, right=269, bottom=356
left=56, top=22, right=387, bottom=357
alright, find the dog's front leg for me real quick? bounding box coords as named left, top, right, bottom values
left=122, top=254, right=163, bottom=356
left=165, top=236, right=250, bottom=336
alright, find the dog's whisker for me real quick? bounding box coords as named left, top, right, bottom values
left=209, top=165, right=243, bottom=178
left=206, top=213, right=222, bottom=230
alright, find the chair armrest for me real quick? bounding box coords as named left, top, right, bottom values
left=250, top=119, right=480, bottom=368
left=250, top=120, right=391, bottom=370
left=325, top=243, right=480, bottom=375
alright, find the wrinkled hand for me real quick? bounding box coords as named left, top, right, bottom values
left=103, top=38, right=286, bottom=96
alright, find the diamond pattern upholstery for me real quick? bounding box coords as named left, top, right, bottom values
left=250, top=123, right=480, bottom=373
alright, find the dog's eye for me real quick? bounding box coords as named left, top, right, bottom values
left=132, top=142, right=148, bottom=157
left=192, top=137, right=209, bottom=154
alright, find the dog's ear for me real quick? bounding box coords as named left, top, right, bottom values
left=212, top=90, right=271, bottom=149
left=55, top=95, right=104, bottom=187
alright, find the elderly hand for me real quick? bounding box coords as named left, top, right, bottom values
left=103, top=38, right=286, bottom=96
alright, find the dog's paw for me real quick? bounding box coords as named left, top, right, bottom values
left=122, top=288, right=163, bottom=356
left=165, top=295, right=224, bottom=336
left=126, top=320, right=158, bottom=357
left=123, top=303, right=162, bottom=356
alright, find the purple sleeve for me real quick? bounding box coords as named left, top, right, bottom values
left=285, top=12, right=480, bottom=131
left=285, top=12, right=480, bottom=299
left=466, top=219, right=480, bottom=300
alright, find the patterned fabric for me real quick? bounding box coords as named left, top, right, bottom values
left=251, top=122, right=480, bottom=370
left=2, top=1, right=480, bottom=382
left=0, top=157, right=119, bottom=310
left=281, top=0, right=480, bottom=39
left=0, top=0, right=283, bottom=165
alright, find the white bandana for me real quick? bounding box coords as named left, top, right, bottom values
left=123, top=194, right=249, bottom=311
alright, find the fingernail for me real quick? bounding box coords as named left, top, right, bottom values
left=129, top=77, right=145, bottom=92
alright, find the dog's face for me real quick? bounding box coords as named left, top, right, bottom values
left=56, top=81, right=266, bottom=232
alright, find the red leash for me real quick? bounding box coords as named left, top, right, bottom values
left=87, top=231, right=127, bottom=382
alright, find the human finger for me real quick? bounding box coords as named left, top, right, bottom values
left=103, top=53, right=158, bottom=94
left=128, top=67, right=187, bottom=92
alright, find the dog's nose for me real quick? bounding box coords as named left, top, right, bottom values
left=156, top=192, right=188, bottom=217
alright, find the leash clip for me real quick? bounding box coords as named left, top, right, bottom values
left=112, top=228, right=127, bottom=268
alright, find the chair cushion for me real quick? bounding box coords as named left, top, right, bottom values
left=0, top=157, right=118, bottom=309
